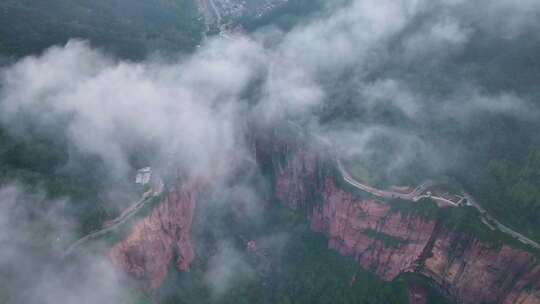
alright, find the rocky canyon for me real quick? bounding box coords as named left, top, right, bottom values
left=111, top=132, right=540, bottom=304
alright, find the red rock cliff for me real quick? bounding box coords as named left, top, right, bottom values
left=273, top=149, right=540, bottom=304
left=110, top=180, right=199, bottom=289
left=110, top=130, right=540, bottom=303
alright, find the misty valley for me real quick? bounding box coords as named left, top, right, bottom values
left=1, top=1, right=540, bottom=304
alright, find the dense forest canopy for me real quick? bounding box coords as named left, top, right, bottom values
left=0, top=0, right=203, bottom=59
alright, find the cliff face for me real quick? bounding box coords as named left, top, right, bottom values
left=422, top=230, right=540, bottom=304
left=275, top=150, right=321, bottom=211
left=110, top=131, right=540, bottom=303
left=272, top=148, right=540, bottom=304
left=110, top=180, right=199, bottom=289
left=312, top=178, right=435, bottom=280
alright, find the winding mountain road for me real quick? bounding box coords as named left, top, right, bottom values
left=198, top=0, right=222, bottom=27
left=208, top=0, right=222, bottom=23
left=337, top=158, right=455, bottom=206
left=294, top=121, right=540, bottom=250
left=463, top=193, right=540, bottom=250
left=63, top=181, right=164, bottom=258
left=337, top=156, right=540, bottom=250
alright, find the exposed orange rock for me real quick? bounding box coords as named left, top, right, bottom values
left=110, top=134, right=540, bottom=303
left=311, top=178, right=434, bottom=280
left=273, top=147, right=540, bottom=304
left=275, top=150, right=319, bottom=211
left=421, top=230, right=540, bottom=304
left=110, top=180, right=199, bottom=289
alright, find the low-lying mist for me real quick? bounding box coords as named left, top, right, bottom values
left=1, top=0, right=540, bottom=302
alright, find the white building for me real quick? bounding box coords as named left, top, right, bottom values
left=135, top=167, right=152, bottom=185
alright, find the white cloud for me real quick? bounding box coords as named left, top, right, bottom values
left=360, top=79, right=421, bottom=119
left=1, top=0, right=540, bottom=301
left=205, top=241, right=254, bottom=297
left=0, top=39, right=265, bottom=179
left=0, top=185, right=133, bottom=304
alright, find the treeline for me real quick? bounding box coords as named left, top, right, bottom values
left=0, top=0, right=203, bottom=60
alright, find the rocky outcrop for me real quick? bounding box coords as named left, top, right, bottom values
left=272, top=147, right=540, bottom=304
left=311, top=178, right=435, bottom=280
left=422, top=230, right=540, bottom=304
left=275, top=150, right=321, bottom=211
left=110, top=129, right=540, bottom=303
left=110, top=180, right=200, bottom=289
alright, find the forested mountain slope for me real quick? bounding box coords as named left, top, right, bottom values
left=0, top=0, right=203, bottom=59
